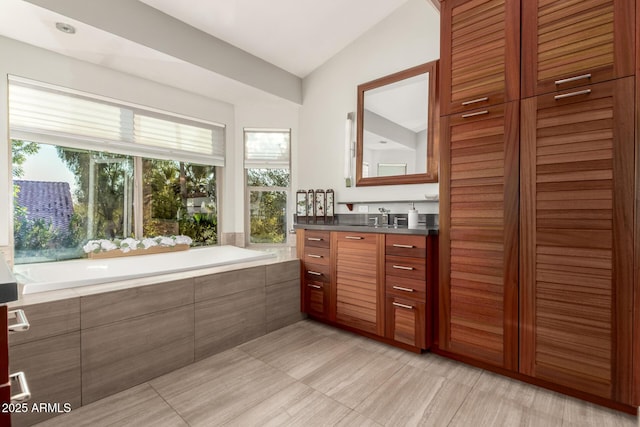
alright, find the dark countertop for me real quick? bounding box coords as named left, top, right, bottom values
left=0, top=258, right=18, bottom=304
left=293, top=223, right=438, bottom=236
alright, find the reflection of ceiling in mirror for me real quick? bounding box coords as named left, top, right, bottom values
left=364, top=73, right=428, bottom=132
left=363, top=129, right=412, bottom=151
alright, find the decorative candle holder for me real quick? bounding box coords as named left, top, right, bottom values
left=307, top=189, right=315, bottom=223
left=315, top=189, right=326, bottom=223
left=296, top=190, right=308, bottom=224
left=326, top=189, right=335, bottom=224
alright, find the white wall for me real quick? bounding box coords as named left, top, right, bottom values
left=299, top=0, right=440, bottom=215
left=0, top=36, right=238, bottom=248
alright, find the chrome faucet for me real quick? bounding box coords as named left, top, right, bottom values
left=379, top=208, right=390, bottom=226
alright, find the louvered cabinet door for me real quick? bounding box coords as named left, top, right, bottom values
left=440, top=0, right=520, bottom=115
left=520, top=78, right=635, bottom=403
left=439, top=102, right=519, bottom=369
left=521, top=0, right=634, bottom=98
left=334, top=232, right=384, bottom=336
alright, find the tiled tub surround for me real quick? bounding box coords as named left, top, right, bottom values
left=7, top=254, right=302, bottom=426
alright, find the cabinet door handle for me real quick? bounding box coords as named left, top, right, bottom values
left=307, top=270, right=322, bottom=276
left=392, top=244, right=415, bottom=249
left=554, top=73, right=591, bottom=85
left=8, top=309, right=30, bottom=333
left=10, top=372, right=31, bottom=403
left=393, top=302, right=414, bottom=310
left=461, top=96, right=488, bottom=106
left=392, top=265, right=414, bottom=271
left=306, top=237, right=323, bottom=241
left=307, top=254, right=322, bottom=258
left=461, top=110, right=489, bottom=119
left=554, top=89, right=591, bottom=100
left=392, top=286, right=415, bottom=292
left=307, top=284, right=322, bottom=289
left=345, top=236, right=363, bottom=240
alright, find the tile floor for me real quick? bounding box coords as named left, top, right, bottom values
left=36, top=320, right=639, bottom=426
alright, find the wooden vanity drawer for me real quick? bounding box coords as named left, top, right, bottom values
left=386, top=235, right=426, bottom=258
left=304, top=230, right=331, bottom=248
left=303, top=263, right=330, bottom=283
left=385, top=255, right=426, bottom=281
left=385, top=276, right=426, bottom=301
left=303, top=246, right=330, bottom=266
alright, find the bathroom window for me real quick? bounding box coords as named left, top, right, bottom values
left=9, top=77, right=224, bottom=264
left=244, top=129, right=291, bottom=244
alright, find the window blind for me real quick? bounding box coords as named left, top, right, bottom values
left=244, top=128, right=290, bottom=168
left=8, top=77, right=225, bottom=166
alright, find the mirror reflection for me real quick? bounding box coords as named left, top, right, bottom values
left=356, top=61, right=438, bottom=186
left=362, top=72, right=428, bottom=177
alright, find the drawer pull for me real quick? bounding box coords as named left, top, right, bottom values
left=307, top=237, right=323, bottom=241
left=307, top=284, right=322, bottom=289
left=393, top=302, right=414, bottom=310
left=345, top=236, right=363, bottom=240
left=10, top=372, right=31, bottom=403
left=554, top=89, right=591, bottom=100
left=392, top=244, right=415, bottom=249
left=8, top=309, right=30, bottom=333
left=307, top=271, right=322, bottom=276
left=392, top=286, right=415, bottom=293
left=461, top=110, right=489, bottom=119
left=554, top=73, right=591, bottom=86
left=392, top=265, right=414, bottom=271
left=307, top=254, right=322, bottom=258
left=461, top=96, right=488, bottom=106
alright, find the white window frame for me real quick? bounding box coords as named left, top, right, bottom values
left=244, top=128, right=291, bottom=246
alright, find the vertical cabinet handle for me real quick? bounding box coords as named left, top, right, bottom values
left=10, top=372, right=31, bottom=403
left=8, top=309, right=30, bottom=333
left=393, top=302, right=414, bottom=310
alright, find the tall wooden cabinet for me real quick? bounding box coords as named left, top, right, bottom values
left=439, top=0, right=638, bottom=411
left=439, top=102, right=519, bottom=370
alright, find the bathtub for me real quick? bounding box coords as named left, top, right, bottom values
left=14, top=245, right=276, bottom=294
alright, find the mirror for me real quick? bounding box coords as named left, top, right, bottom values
left=356, top=60, right=438, bottom=186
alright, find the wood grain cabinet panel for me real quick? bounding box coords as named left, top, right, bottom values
left=520, top=77, right=635, bottom=403
left=439, top=101, right=519, bottom=369
left=334, top=232, right=384, bottom=336
left=385, top=296, right=426, bottom=349
left=521, top=0, right=635, bottom=97
left=440, top=0, right=520, bottom=115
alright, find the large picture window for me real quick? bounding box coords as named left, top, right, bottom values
left=9, top=78, right=223, bottom=264
left=244, top=129, right=291, bottom=245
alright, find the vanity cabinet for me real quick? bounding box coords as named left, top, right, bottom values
left=299, top=230, right=332, bottom=320
left=439, top=0, right=639, bottom=411
left=298, top=228, right=437, bottom=351
left=439, top=0, right=520, bottom=115
left=333, top=232, right=384, bottom=336
left=521, top=0, right=635, bottom=98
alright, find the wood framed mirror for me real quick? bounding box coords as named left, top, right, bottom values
left=356, top=60, right=439, bottom=186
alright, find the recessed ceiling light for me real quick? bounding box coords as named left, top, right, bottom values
left=55, top=22, right=76, bottom=35
left=379, top=140, right=388, bottom=144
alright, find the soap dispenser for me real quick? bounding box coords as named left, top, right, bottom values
left=408, top=203, right=418, bottom=229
